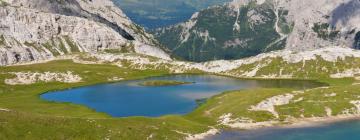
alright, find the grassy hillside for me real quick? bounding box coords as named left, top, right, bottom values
left=226, top=56, right=360, bottom=80
left=0, top=55, right=359, bottom=139
left=0, top=60, right=208, bottom=139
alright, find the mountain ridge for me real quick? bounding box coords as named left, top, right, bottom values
left=153, top=0, right=360, bottom=62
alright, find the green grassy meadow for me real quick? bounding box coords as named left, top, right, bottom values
left=0, top=59, right=359, bottom=139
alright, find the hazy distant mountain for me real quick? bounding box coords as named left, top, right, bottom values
left=113, top=0, right=231, bottom=29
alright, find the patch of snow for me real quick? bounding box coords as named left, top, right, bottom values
left=233, top=7, right=241, bottom=32
left=233, top=21, right=241, bottom=31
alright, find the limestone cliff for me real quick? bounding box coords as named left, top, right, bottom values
left=0, top=0, right=170, bottom=66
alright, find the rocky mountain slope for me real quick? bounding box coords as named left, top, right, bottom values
left=78, top=46, right=360, bottom=80
left=0, top=0, right=170, bottom=66
left=153, top=0, right=360, bottom=62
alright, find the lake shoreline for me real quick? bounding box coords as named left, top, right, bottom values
left=205, top=114, right=360, bottom=140
left=41, top=74, right=325, bottom=118
left=285, top=114, right=360, bottom=129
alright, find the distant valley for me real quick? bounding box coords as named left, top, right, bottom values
left=112, top=0, right=231, bottom=29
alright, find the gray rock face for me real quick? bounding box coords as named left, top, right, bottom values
left=281, top=0, right=360, bottom=51
left=0, top=0, right=170, bottom=66
left=355, top=32, right=360, bottom=49
left=330, top=0, right=360, bottom=28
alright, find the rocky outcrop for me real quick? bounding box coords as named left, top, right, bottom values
left=0, top=0, right=170, bottom=66
left=75, top=46, right=360, bottom=79
left=194, top=46, right=360, bottom=73
left=330, top=69, right=360, bottom=79
left=218, top=113, right=277, bottom=129
left=278, top=0, right=360, bottom=51
left=250, top=93, right=294, bottom=118
left=185, top=128, right=219, bottom=140
left=5, top=71, right=82, bottom=85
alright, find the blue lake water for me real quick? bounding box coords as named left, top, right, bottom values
left=208, top=120, right=360, bottom=140
left=41, top=75, right=324, bottom=117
